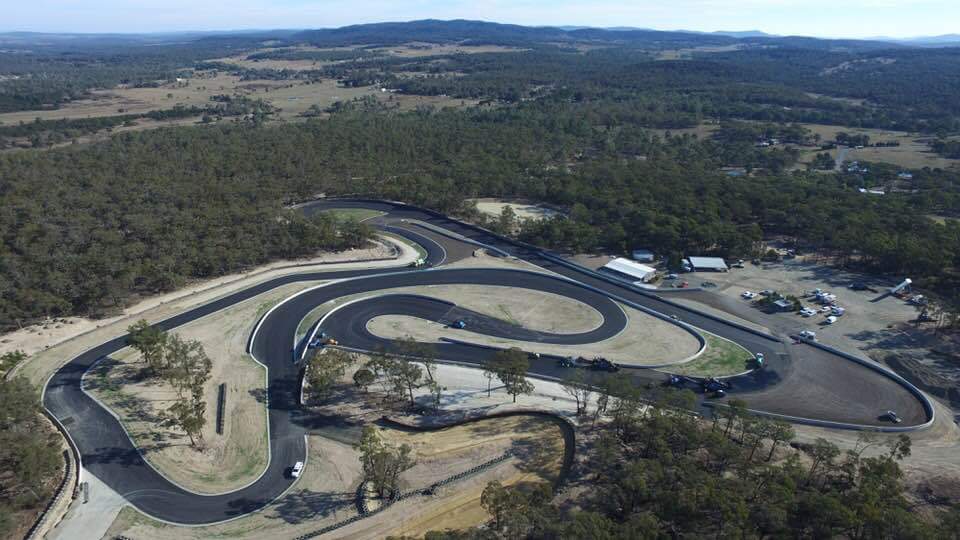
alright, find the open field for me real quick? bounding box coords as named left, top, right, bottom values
left=0, top=73, right=253, bottom=124
left=84, top=281, right=318, bottom=493
left=656, top=44, right=743, bottom=60
left=648, top=123, right=719, bottom=140
left=0, top=70, right=477, bottom=136
left=796, top=123, right=960, bottom=170
left=375, top=43, right=528, bottom=57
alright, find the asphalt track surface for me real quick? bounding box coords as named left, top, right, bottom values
left=43, top=199, right=932, bottom=525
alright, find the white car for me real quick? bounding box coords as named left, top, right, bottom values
left=800, top=308, right=817, bottom=317
left=741, top=291, right=756, bottom=299
left=799, top=330, right=817, bottom=341
left=291, top=461, right=304, bottom=478
left=824, top=315, right=838, bottom=325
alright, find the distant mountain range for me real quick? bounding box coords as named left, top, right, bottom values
left=868, top=34, right=960, bottom=46
left=288, top=20, right=907, bottom=52
left=1, top=20, right=957, bottom=52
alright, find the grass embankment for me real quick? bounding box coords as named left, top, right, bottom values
left=666, top=333, right=754, bottom=377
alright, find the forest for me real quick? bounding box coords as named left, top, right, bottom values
left=1, top=101, right=958, bottom=330
left=399, top=388, right=960, bottom=539
left=2, top=19, right=960, bottom=538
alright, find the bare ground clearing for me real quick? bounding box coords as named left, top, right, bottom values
left=468, top=198, right=563, bottom=220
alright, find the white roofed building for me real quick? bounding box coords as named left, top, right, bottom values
left=601, top=257, right=657, bottom=283
left=685, top=256, right=729, bottom=272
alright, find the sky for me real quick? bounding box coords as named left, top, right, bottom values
left=4, top=0, right=959, bottom=39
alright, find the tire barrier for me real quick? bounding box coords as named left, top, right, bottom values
left=215, top=383, right=227, bottom=435
left=23, top=449, right=72, bottom=540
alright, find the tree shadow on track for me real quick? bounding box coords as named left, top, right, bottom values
left=267, top=488, right=355, bottom=524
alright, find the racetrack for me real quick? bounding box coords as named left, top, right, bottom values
left=43, top=199, right=934, bottom=525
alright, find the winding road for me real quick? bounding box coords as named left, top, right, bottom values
left=42, top=199, right=934, bottom=525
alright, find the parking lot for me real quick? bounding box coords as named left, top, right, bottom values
left=670, top=255, right=921, bottom=357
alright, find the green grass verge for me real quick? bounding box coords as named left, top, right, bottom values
left=318, top=208, right=385, bottom=222
left=665, top=333, right=754, bottom=378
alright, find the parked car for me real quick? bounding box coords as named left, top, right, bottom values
left=665, top=273, right=678, bottom=280
left=703, top=377, right=730, bottom=392
left=741, top=291, right=757, bottom=299
left=831, top=306, right=846, bottom=316
left=291, top=461, right=304, bottom=478
left=798, top=330, right=817, bottom=341
left=824, top=315, right=838, bottom=324
left=675, top=281, right=689, bottom=288
left=800, top=308, right=817, bottom=317
left=589, top=357, right=619, bottom=372
left=759, top=289, right=775, bottom=296
left=701, top=281, right=717, bottom=288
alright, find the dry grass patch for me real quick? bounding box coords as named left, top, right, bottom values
left=295, top=280, right=603, bottom=342
left=375, top=415, right=565, bottom=537
left=367, top=298, right=700, bottom=366
left=375, top=43, right=528, bottom=57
